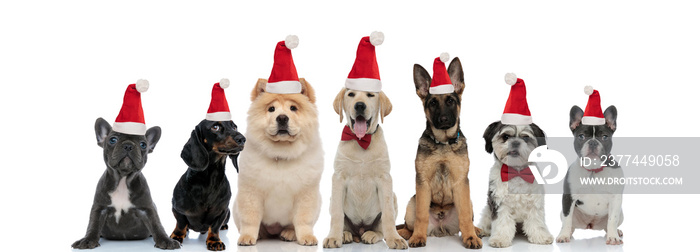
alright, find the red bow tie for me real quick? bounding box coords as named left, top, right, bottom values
left=585, top=166, right=605, bottom=173
left=500, top=164, right=535, bottom=184
left=341, top=125, right=372, bottom=150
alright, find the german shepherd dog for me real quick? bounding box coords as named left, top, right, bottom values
left=397, top=57, right=482, bottom=249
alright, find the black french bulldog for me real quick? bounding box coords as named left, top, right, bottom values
left=72, top=118, right=180, bottom=250
left=170, top=119, right=245, bottom=251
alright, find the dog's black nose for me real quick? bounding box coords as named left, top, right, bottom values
left=276, top=115, right=289, bottom=125
left=234, top=134, right=246, bottom=145
left=589, top=140, right=599, bottom=148
left=123, top=144, right=133, bottom=151
left=354, top=102, right=366, bottom=112
left=438, top=116, right=449, bottom=124
left=510, top=141, right=521, bottom=148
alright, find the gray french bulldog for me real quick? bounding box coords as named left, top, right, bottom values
left=71, top=118, right=180, bottom=250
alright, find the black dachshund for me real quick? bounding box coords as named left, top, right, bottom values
left=170, top=119, right=245, bottom=251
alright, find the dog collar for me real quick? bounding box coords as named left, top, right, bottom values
left=585, top=166, right=605, bottom=173
left=430, top=131, right=460, bottom=145
left=500, top=164, right=535, bottom=183
left=341, top=125, right=372, bottom=150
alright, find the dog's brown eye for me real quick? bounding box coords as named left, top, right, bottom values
left=348, top=92, right=355, bottom=97
left=290, top=105, right=298, bottom=111
left=446, top=98, right=454, bottom=105
left=429, top=99, right=438, bottom=107
left=212, top=125, right=220, bottom=131
left=503, top=135, right=510, bottom=141
left=367, top=93, right=375, bottom=98
left=268, top=106, right=275, bottom=112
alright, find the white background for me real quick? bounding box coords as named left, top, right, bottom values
left=1, top=0, right=698, bottom=251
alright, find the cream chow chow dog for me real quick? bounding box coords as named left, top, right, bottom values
left=233, top=78, right=323, bottom=246
left=233, top=35, right=323, bottom=247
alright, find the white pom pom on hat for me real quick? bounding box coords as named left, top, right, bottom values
left=219, top=78, right=230, bottom=89
left=285, top=35, right=299, bottom=49
left=135, top=79, right=149, bottom=93
left=504, top=73, right=517, bottom=86
left=439, top=52, right=450, bottom=63
left=584, top=85, right=594, bottom=95
left=370, top=31, right=384, bottom=46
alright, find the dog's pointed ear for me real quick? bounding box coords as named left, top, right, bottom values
left=530, top=123, right=547, bottom=147
left=95, top=117, right=112, bottom=147
left=333, top=88, right=346, bottom=123
left=604, top=105, right=617, bottom=132
left=483, top=121, right=502, bottom=154
left=145, top=126, right=161, bottom=153
left=299, top=78, right=316, bottom=104
left=379, top=91, right=392, bottom=123
left=447, top=57, right=465, bottom=95
left=570, top=105, right=584, bottom=132
left=229, top=153, right=240, bottom=173
left=251, top=78, right=267, bottom=101
left=181, top=125, right=208, bottom=170
left=413, top=64, right=431, bottom=100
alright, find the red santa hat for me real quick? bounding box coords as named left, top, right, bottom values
left=582, top=85, right=605, bottom=125
left=501, top=73, right=533, bottom=125
left=429, top=52, right=454, bottom=94
left=113, top=79, right=149, bottom=135
left=266, top=35, right=301, bottom=94
left=205, top=78, right=231, bottom=121
left=345, top=31, right=384, bottom=92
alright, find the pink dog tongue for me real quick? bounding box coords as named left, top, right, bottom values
left=354, top=117, right=367, bottom=139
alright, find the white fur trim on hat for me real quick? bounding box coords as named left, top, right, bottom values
left=584, top=85, right=594, bottom=95
left=112, top=122, right=147, bottom=135
left=501, top=113, right=533, bottom=125
left=582, top=116, right=605, bottom=125
left=285, top=35, right=299, bottom=49
left=136, top=79, right=149, bottom=93
left=440, top=52, right=450, bottom=63
left=345, top=78, right=382, bottom=92
left=505, top=73, right=517, bottom=86
left=370, top=31, right=384, bottom=46
left=206, top=111, right=232, bottom=121
left=429, top=84, right=455, bottom=94
left=266, top=80, right=302, bottom=94
left=219, top=78, right=230, bottom=89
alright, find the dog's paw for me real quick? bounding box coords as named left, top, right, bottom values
left=606, top=235, right=623, bottom=245
left=237, top=234, right=257, bottom=246
left=220, top=224, right=228, bottom=230
left=462, top=234, right=483, bottom=249
left=297, top=234, right=318, bottom=246
left=556, top=233, right=571, bottom=243
left=528, top=232, right=554, bottom=245
left=361, top=231, right=381, bottom=244
left=385, top=236, right=409, bottom=250
left=407, top=235, right=426, bottom=247
left=206, top=240, right=225, bottom=251
left=170, top=233, right=186, bottom=244
left=323, top=236, right=343, bottom=248
left=280, top=228, right=296, bottom=242
left=342, top=231, right=354, bottom=244
left=155, top=238, right=182, bottom=250
left=71, top=237, right=100, bottom=249
left=397, top=228, right=412, bottom=240
left=488, top=235, right=512, bottom=248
